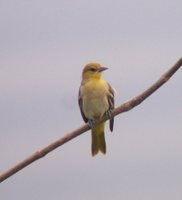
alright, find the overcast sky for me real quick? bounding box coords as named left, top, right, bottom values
left=1, top=0, right=182, bottom=199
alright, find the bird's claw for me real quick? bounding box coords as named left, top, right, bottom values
left=87, top=119, right=95, bottom=128
left=105, top=110, right=113, bottom=118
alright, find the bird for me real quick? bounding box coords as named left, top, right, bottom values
left=78, top=63, right=115, bottom=156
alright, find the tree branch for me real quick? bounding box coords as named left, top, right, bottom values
left=0, top=57, right=182, bottom=183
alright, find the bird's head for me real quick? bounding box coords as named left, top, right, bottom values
left=82, top=63, right=108, bottom=80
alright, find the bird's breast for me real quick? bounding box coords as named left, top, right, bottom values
left=81, top=79, right=109, bottom=119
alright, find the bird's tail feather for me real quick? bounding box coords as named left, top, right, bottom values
left=91, top=123, right=106, bottom=156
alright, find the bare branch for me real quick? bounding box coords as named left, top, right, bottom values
left=0, top=57, right=182, bottom=183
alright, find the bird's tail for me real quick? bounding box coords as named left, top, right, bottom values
left=91, top=122, right=106, bottom=156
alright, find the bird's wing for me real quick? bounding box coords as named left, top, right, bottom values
left=78, top=88, right=88, bottom=123
left=107, top=83, right=115, bottom=132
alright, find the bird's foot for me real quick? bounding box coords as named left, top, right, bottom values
left=87, top=119, right=96, bottom=128
left=104, top=110, right=113, bottom=119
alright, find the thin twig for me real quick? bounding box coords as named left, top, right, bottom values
left=0, top=57, right=182, bottom=183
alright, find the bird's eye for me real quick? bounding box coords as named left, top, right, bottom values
left=90, top=68, right=97, bottom=72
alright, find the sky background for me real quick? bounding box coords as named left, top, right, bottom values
left=0, top=0, right=182, bottom=199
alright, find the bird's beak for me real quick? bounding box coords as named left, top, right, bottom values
left=98, top=67, right=108, bottom=72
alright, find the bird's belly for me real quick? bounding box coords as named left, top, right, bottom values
left=83, top=95, right=109, bottom=120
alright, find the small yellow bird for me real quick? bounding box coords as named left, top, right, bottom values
left=78, top=63, right=115, bottom=156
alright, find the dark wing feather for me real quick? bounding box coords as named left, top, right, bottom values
left=78, top=88, right=88, bottom=123
left=107, top=83, right=115, bottom=132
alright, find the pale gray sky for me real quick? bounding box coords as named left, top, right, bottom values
left=0, top=0, right=182, bottom=199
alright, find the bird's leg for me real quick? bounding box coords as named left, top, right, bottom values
left=87, top=119, right=96, bottom=128
left=104, top=109, right=113, bottom=119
